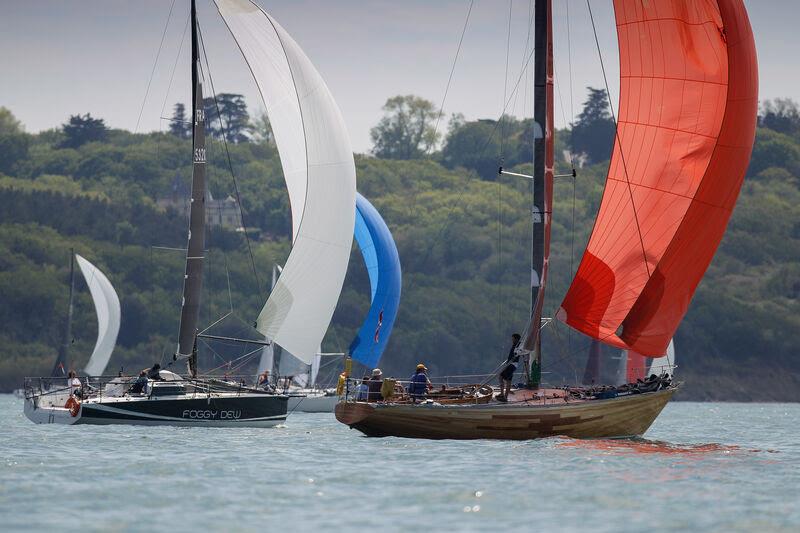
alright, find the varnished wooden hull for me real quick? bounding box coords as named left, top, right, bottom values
left=335, top=388, right=675, bottom=440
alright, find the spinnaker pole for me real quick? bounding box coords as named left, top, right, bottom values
left=175, top=0, right=207, bottom=376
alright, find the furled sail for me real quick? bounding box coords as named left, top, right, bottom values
left=349, top=193, right=402, bottom=368
left=558, top=0, right=758, bottom=355
left=76, top=255, right=121, bottom=377
left=215, top=0, right=357, bottom=364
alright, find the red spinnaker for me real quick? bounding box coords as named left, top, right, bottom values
left=559, top=0, right=758, bottom=355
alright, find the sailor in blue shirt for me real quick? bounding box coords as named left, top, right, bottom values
left=408, top=363, right=432, bottom=401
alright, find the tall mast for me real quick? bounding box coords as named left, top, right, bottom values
left=52, top=250, right=75, bottom=377
left=175, top=0, right=207, bottom=375
left=521, top=0, right=554, bottom=388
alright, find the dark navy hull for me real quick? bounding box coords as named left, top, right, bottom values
left=26, top=393, right=288, bottom=427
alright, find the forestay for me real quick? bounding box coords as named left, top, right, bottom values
left=76, top=255, right=121, bottom=377
left=559, top=0, right=758, bottom=356
left=349, top=193, right=402, bottom=369
left=215, top=0, right=357, bottom=364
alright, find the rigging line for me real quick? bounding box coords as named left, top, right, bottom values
left=566, top=0, right=576, bottom=133
left=225, top=254, right=233, bottom=315
left=498, top=0, right=513, bottom=350
left=405, top=5, right=535, bottom=297
left=499, top=0, right=513, bottom=161
left=405, top=0, right=474, bottom=220
left=196, top=22, right=264, bottom=300
left=586, top=0, right=651, bottom=277
left=564, top=0, right=578, bottom=362
left=427, top=0, right=475, bottom=154
left=159, top=13, right=191, bottom=122
left=135, top=0, right=176, bottom=134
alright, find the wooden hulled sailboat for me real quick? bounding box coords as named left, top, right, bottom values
left=24, top=0, right=357, bottom=426
left=336, top=0, right=758, bottom=440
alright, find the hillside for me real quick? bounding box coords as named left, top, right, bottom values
left=0, top=107, right=798, bottom=400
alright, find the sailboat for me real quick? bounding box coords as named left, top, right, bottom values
left=336, top=0, right=758, bottom=439
left=14, top=251, right=120, bottom=399
left=283, top=192, right=402, bottom=412
left=24, top=0, right=356, bottom=426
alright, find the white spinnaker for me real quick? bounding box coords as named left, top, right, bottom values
left=216, top=0, right=356, bottom=364
left=76, top=255, right=121, bottom=376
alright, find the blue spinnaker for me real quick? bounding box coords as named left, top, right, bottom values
left=349, top=192, right=401, bottom=368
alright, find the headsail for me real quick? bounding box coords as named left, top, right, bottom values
left=76, top=255, right=121, bottom=377
left=349, top=193, right=402, bottom=369
left=559, top=0, right=758, bottom=355
left=215, top=0, right=357, bottom=364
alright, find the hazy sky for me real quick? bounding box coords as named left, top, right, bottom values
left=1, top=0, right=797, bottom=153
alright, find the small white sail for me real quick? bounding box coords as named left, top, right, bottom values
left=309, top=347, right=322, bottom=388
left=648, top=339, right=676, bottom=376
left=215, top=0, right=357, bottom=364
left=76, top=255, right=121, bottom=376
left=257, top=344, right=274, bottom=376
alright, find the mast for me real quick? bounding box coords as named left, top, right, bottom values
left=52, top=250, right=75, bottom=377
left=521, top=0, right=554, bottom=388
left=175, top=0, right=207, bottom=376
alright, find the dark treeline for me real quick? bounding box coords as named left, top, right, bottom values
left=0, top=91, right=798, bottom=399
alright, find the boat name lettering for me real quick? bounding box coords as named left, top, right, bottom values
left=181, top=409, right=241, bottom=420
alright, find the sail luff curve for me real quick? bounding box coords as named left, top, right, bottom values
left=558, top=0, right=758, bottom=356
left=216, top=0, right=357, bottom=364
left=76, top=255, right=121, bottom=377
left=349, top=193, right=402, bottom=368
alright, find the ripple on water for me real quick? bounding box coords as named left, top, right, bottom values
left=1, top=399, right=798, bottom=532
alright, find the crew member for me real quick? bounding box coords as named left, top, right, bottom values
left=498, top=333, right=521, bottom=402
left=367, top=369, right=384, bottom=402
left=408, top=363, right=432, bottom=401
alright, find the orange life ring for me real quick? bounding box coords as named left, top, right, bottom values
left=65, top=397, right=80, bottom=417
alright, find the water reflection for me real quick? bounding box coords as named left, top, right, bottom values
left=555, top=436, right=765, bottom=456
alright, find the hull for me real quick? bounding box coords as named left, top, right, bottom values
left=287, top=392, right=338, bottom=413
left=25, top=393, right=288, bottom=428
left=335, top=388, right=675, bottom=440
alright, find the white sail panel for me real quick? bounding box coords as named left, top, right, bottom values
left=310, top=348, right=322, bottom=388
left=257, top=344, right=274, bottom=375
left=648, top=339, right=675, bottom=376
left=76, top=255, right=121, bottom=376
left=216, top=0, right=357, bottom=364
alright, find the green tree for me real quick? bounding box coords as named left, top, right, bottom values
left=169, top=103, right=191, bottom=139
left=748, top=128, right=800, bottom=176
left=0, top=107, right=23, bottom=135
left=203, top=93, right=251, bottom=143
left=442, top=119, right=500, bottom=179
left=61, top=113, right=108, bottom=148
left=759, top=98, right=800, bottom=137
left=370, top=95, right=439, bottom=159
left=250, top=110, right=273, bottom=144
left=570, top=87, right=615, bottom=164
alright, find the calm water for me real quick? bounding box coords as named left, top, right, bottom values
left=1, top=396, right=798, bottom=532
